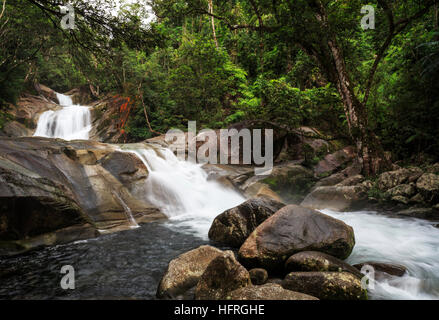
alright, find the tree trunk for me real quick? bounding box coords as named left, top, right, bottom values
left=208, top=0, right=219, bottom=48
left=311, top=0, right=391, bottom=176
left=327, top=38, right=391, bottom=176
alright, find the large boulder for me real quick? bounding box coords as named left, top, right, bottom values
left=208, top=198, right=285, bottom=247
left=195, top=251, right=251, bottom=300
left=156, top=245, right=225, bottom=299
left=228, top=283, right=318, bottom=300
left=282, top=272, right=367, bottom=300
left=238, top=205, right=355, bottom=271
left=301, top=185, right=368, bottom=211
left=416, top=173, right=439, bottom=204
left=285, top=251, right=363, bottom=278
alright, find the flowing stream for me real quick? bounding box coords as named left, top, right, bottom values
left=1, top=93, right=438, bottom=300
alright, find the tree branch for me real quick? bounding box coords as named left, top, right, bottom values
left=363, top=0, right=435, bottom=105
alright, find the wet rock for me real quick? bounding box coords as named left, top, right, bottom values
left=416, top=173, right=439, bottom=203
left=301, top=185, right=368, bottom=211
left=195, top=251, right=251, bottom=300
left=249, top=268, right=268, bottom=285
left=238, top=205, right=355, bottom=271
left=208, top=198, right=285, bottom=248
left=228, top=283, right=318, bottom=300
left=157, top=245, right=225, bottom=299
left=282, top=272, right=367, bottom=300
left=352, top=262, right=407, bottom=278
left=285, top=251, right=363, bottom=278
left=377, top=167, right=423, bottom=191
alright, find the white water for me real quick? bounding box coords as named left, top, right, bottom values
left=322, top=209, right=439, bottom=300
left=33, top=93, right=92, bottom=140
left=124, top=146, right=245, bottom=239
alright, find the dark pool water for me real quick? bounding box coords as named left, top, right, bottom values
left=0, top=222, right=207, bottom=300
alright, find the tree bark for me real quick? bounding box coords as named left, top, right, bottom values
left=313, top=0, right=391, bottom=176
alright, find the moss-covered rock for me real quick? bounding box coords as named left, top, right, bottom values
left=282, top=272, right=367, bottom=300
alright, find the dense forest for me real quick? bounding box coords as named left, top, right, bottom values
left=1, top=0, right=438, bottom=175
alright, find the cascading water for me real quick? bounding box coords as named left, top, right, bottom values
left=33, top=93, right=92, bottom=140
left=124, top=145, right=245, bottom=239
left=322, top=209, right=439, bottom=300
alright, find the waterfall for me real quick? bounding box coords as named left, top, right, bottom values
left=123, top=145, right=245, bottom=238
left=33, top=93, right=92, bottom=141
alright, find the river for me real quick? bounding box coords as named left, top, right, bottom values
left=1, top=93, right=438, bottom=300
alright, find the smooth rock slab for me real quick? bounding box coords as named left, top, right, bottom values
left=282, top=272, right=367, bottom=300
left=156, top=245, right=225, bottom=299
left=238, top=205, right=355, bottom=271
left=228, top=283, right=318, bottom=300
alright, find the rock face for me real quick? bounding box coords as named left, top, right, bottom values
left=238, top=205, right=355, bottom=271
left=282, top=272, right=367, bottom=300
left=156, top=245, right=225, bottom=299
left=228, top=283, right=318, bottom=300
left=301, top=185, right=368, bottom=211
left=285, top=251, right=363, bottom=278
left=0, top=137, right=165, bottom=255
left=195, top=252, right=251, bottom=300
left=208, top=198, right=285, bottom=247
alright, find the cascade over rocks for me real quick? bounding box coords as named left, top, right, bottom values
left=208, top=197, right=285, bottom=247
left=238, top=205, right=355, bottom=272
